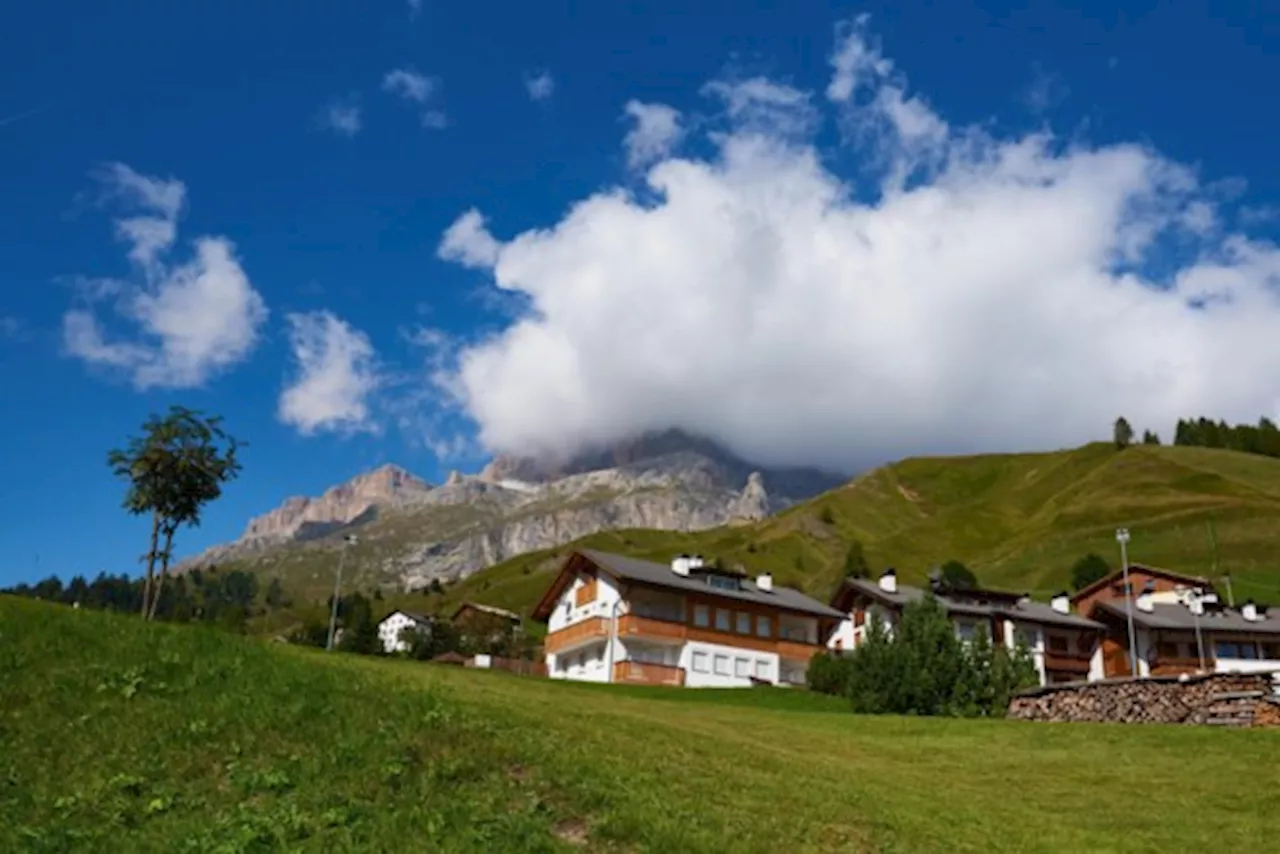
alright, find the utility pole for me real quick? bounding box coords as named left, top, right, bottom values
left=1191, top=588, right=1207, bottom=672
left=326, top=534, right=358, bottom=652
left=1116, top=528, right=1139, bottom=677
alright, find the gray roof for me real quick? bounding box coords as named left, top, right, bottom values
left=1095, top=601, right=1280, bottom=636
left=838, top=577, right=1104, bottom=630
left=382, top=610, right=434, bottom=625
left=578, top=549, right=844, bottom=619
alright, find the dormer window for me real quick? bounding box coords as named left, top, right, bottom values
left=707, top=575, right=740, bottom=592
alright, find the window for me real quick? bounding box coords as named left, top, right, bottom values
left=713, top=654, right=730, bottom=676
left=736, top=612, right=751, bottom=634
left=574, top=575, right=597, bottom=607
left=956, top=621, right=976, bottom=642
left=692, top=651, right=709, bottom=673
left=754, top=659, right=770, bottom=680
left=1263, top=643, right=1280, bottom=660
left=735, top=658, right=750, bottom=678
left=708, top=575, right=740, bottom=591
left=1048, top=635, right=1069, bottom=653
left=756, top=615, right=772, bottom=637
left=693, top=605, right=710, bottom=628
left=715, top=609, right=731, bottom=631
left=1239, top=642, right=1259, bottom=660
left=1215, top=641, right=1242, bottom=659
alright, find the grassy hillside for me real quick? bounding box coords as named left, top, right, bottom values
left=424, top=443, right=1280, bottom=623
left=6, top=596, right=1280, bottom=853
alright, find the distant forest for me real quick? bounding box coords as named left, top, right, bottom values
left=1, top=568, right=282, bottom=631
left=1171, top=416, right=1280, bottom=458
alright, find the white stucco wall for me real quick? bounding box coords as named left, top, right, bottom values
left=548, top=641, right=611, bottom=682
left=680, top=639, right=780, bottom=688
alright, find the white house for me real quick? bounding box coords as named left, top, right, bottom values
left=531, top=550, right=844, bottom=688
left=377, top=610, right=435, bottom=654
left=827, top=569, right=1108, bottom=686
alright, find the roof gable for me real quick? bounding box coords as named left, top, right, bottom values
left=1069, top=563, right=1211, bottom=605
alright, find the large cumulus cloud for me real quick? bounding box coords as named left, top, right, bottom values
left=432, top=17, right=1280, bottom=472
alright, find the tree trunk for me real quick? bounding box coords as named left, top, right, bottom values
left=148, top=524, right=176, bottom=621
left=141, top=510, right=160, bottom=617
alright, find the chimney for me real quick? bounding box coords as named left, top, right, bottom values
left=1189, top=596, right=1205, bottom=617
left=688, top=555, right=704, bottom=570
left=1136, top=589, right=1154, bottom=613
left=1242, top=600, right=1259, bottom=622
left=671, top=555, right=691, bottom=576
left=756, top=573, right=773, bottom=593
left=878, top=569, right=897, bottom=594
left=1050, top=592, right=1070, bottom=615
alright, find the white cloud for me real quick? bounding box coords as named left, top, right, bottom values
left=382, top=68, right=447, bottom=129
left=622, top=100, right=684, bottom=169
left=320, top=98, right=362, bottom=137
left=279, top=311, right=381, bottom=436
left=524, top=70, right=555, bottom=102
left=426, top=17, right=1280, bottom=474
left=438, top=208, right=503, bottom=270
left=63, top=164, right=268, bottom=389
left=701, top=78, right=818, bottom=139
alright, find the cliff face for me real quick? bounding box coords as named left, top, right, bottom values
left=239, top=465, right=433, bottom=543
left=179, top=432, right=844, bottom=590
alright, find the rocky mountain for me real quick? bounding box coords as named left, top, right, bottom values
left=179, top=430, right=845, bottom=594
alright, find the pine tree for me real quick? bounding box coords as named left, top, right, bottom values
left=1113, top=417, right=1134, bottom=450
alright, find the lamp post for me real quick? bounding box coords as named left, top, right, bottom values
left=326, top=534, right=358, bottom=652
left=1116, top=528, right=1139, bottom=677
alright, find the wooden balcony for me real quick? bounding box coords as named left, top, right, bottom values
left=543, top=617, right=607, bottom=654
left=618, top=614, right=687, bottom=642
left=613, top=660, right=686, bottom=687
left=1150, top=656, right=1214, bottom=677
left=1044, top=651, right=1093, bottom=674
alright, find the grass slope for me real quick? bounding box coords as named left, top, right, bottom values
left=5, top=597, right=1280, bottom=853
left=426, top=443, right=1280, bottom=623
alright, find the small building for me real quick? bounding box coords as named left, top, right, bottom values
left=377, top=610, right=435, bottom=654
left=827, top=569, right=1106, bottom=686
left=531, top=549, right=844, bottom=688
left=451, top=602, right=523, bottom=627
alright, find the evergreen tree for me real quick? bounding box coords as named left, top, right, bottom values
left=1113, top=417, right=1134, bottom=450
left=1141, top=429, right=1160, bottom=445
left=842, top=540, right=870, bottom=579
left=1070, top=553, right=1111, bottom=591
left=938, top=560, right=978, bottom=591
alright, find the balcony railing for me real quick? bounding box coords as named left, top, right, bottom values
left=544, top=617, right=607, bottom=654
left=1043, top=651, right=1093, bottom=674
left=613, top=660, right=686, bottom=687
left=618, top=614, right=687, bottom=642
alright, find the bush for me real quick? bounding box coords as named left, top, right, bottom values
left=812, top=595, right=1039, bottom=718
left=806, top=652, right=856, bottom=696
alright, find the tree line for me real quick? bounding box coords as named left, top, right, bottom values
left=1113, top=414, right=1280, bottom=458
left=1, top=567, right=280, bottom=631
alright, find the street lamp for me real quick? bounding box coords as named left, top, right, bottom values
left=1116, top=528, right=1139, bottom=677
left=326, top=534, right=359, bottom=652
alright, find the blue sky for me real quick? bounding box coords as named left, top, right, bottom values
left=3, top=0, right=1280, bottom=586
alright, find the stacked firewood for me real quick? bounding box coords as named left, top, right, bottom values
left=1253, top=699, right=1280, bottom=728
left=1007, top=672, right=1274, bottom=726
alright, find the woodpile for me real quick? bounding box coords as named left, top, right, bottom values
left=1007, top=672, right=1278, bottom=726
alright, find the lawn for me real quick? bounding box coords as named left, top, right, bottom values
left=4, top=596, right=1279, bottom=853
